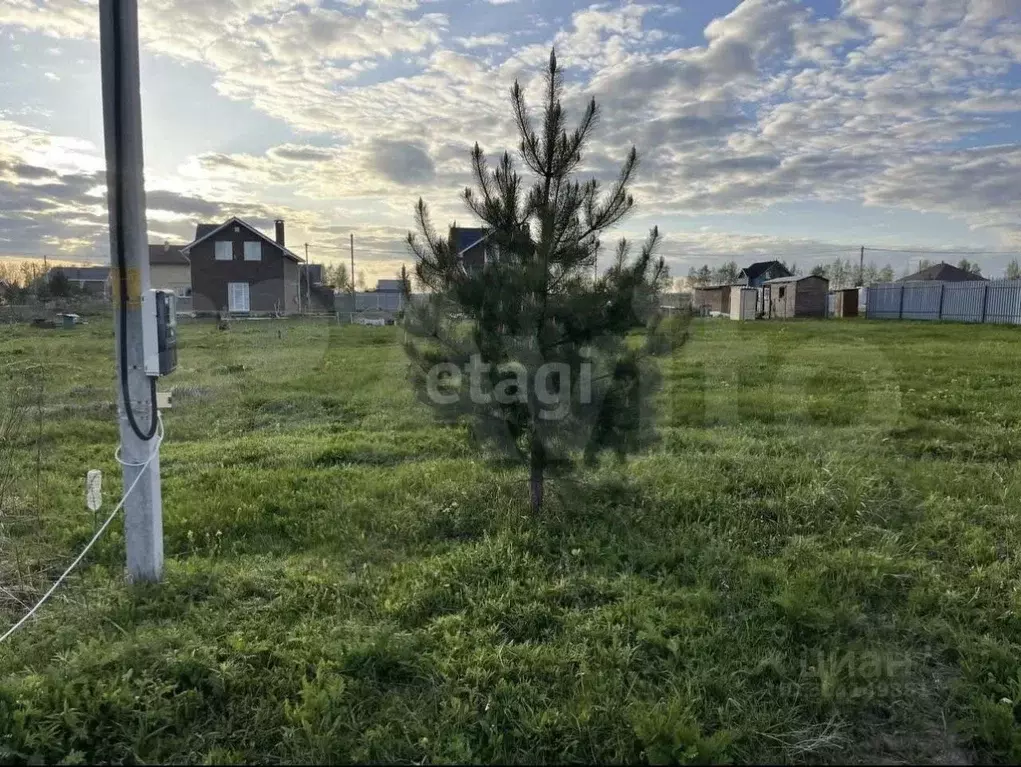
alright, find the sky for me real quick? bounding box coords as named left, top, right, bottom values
left=1, top=0, right=1020, bottom=283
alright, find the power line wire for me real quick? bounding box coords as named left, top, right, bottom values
left=865, top=247, right=1021, bottom=256
left=0, top=416, right=164, bottom=645
left=309, top=240, right=1021, bottom=262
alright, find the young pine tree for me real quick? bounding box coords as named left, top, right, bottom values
left=403, top=49, right=682, bottom=514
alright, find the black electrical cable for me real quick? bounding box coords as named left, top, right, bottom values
left=110, top=1, right=158, bottom=443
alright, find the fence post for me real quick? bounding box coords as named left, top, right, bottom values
left=981, top=283, right=989, bottom=323
left=938, top=283, right=945, bottom=321
left=898, top=284, right=904, bottom=320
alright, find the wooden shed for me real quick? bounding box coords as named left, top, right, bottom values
left=762, top=275, right=829, bottom=318
left=693, top=286, right=731, bottom=316
left=830, top=288, right=859, bottom=318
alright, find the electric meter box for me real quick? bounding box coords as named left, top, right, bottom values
left=142, top=289, right=178, bottom=376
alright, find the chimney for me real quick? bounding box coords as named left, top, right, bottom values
left=275, top=219, right=285, bottom=247
left=163, top=240, right=170, bottom=252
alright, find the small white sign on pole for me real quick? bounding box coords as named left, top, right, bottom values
left=86, top=470, right=103, bottom=512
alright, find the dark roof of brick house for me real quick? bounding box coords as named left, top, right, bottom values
left=149, top=243, right=189, bottom=265
left=451, top=226, right=489, bottom=254
left=897, top=262, right=987, bottom=282
left=184, top=217, right=302, bottom=262
left=739, top=260, right=791, bottom=280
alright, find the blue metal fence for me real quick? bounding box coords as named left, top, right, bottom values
left=865, top=280, right=1021, bottom=324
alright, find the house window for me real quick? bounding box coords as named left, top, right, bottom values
left=244, top=241, right=261, bottom=261
left=175, top=286, right=192, bottom=298
left=778, top=286, right=786, bottom=299
left=215, top=241, right=232, bottom=260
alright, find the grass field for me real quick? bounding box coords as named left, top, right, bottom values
left=2, top=316, right=1021, bottom=764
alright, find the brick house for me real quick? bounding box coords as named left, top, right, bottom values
left=181, top=217, right=303, bottom=315
left=50, top=266, right=111, bottom=297
left=149, top=242, right=191, bottom=303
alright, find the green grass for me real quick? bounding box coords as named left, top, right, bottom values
left=2, top=316, right=1021, bottom=763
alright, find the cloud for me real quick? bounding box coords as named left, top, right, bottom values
left=866, top=144, right=1021, bottom=242
left=267, top=145, right=337, bottom=164
left=366, top=139, right=436, bottom=185
left=0, top=0, right=1019, bottom=262
left=145, top=189, right=226, bottom=218
left=457, top=33, right=509, bottom=49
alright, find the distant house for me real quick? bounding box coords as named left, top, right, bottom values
left=375, top=279, right=405, bottom=293
left=50, top=266, right=111, bottom=298
left=297, top=263, right=335, bottom=312
left=303, top=264, right=325, bottom=286
left=149, top=242, right=191, bottom=300
left=181, top=217, right=304, bottom=315
left=306, top=284, right=336, bottom=313
left=738, top=260, right=792, bottom=288
left=763, top=275, right=829, bottom=318
left=451, top=226, right=494, bottom=273
left=898, top=262, right=987, bottom=283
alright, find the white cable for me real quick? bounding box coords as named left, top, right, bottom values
left=114, top=414, right=164, bottom=467
left=0, top=413, right=164, bottom=645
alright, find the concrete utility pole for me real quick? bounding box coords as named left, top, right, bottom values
left=99, top=0, right=163, bottom=582
left=304, top=242, right=311, bottom=311
left=350, top=232, right=357, bottom=302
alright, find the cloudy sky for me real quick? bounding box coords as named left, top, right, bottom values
left=1, top=0, right=1020, bottom=282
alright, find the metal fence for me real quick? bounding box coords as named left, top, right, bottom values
left=865, top=280, right=1021, bottom=324
left=0, top=299, right=113, bottom=324
left=334, top=291, right=430, bottom=315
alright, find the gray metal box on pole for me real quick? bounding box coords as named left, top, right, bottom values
left=99, top=0, right=164, bottom=583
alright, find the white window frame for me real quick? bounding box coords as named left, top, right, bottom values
left=175, top=285, right=192, bottom=298
left=243, top=241, right=261, bottom=261
left=215, top=241, right=232, bottom=261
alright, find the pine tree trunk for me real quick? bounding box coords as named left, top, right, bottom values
left=529, top=460, right=544, bottom=514
left=529, top=434, right=545, bottom=514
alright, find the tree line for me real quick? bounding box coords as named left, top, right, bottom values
left=320, top=263, right=366, bottom=292
left=809, top=259, right=895, bottom=288
left=321, top=264, right=407, bottom=293
left=0, top=261, right=85, bottom=304
left=685, top=260, right=801, bottom=288
left=686, top=263, right=796, bottom=290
